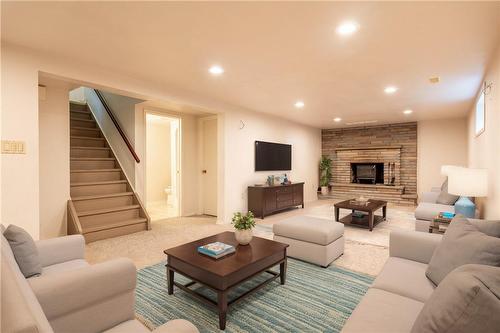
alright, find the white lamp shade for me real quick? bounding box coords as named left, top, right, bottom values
left=441, top=165, right=463, bottom=176
left=448, top=167, right=488, bottom=197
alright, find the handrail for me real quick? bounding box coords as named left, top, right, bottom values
left=93, top=89, right=140, bottom=163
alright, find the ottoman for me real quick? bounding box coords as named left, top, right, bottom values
left=273, top=216, right=344, bottom=267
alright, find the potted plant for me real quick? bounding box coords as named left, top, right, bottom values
left=319, top=156, right=332, bottom=195
left=232, top=211, right=256, bottom=245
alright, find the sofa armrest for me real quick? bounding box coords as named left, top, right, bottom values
left=419, top=191, right=440, bottom=203
left=153, top=319, right=199, bottom=333
left=36, top=235, right=85, bottom=267
left=389, top=230, right=442, bottom=264
left=29, top=258, right=136, bottom=333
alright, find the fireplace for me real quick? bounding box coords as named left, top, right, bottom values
left=351, top=163, right=384, bottom=184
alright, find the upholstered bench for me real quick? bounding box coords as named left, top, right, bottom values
left=273, top=216, right=344, bottom=267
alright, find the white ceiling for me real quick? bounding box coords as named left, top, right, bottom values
left=2, top=2, right=500, bottom=128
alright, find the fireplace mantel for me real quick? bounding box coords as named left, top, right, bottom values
left=335, top=145, right=402, bottom=151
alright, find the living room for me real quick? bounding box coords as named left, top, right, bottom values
left=2, top=2, right=500, bottom=333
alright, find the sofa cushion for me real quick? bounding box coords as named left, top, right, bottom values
left=102, top=320, right=150, bottom=333
left=469, top=218, right=500, bottom=237
left=3, top=225, right=42, bottom=278
left=414, top=202, right=454, bottom=221
left=372, top=257, right=435, bottom=302
left=411, top=264, right=500, bottom=333
left=273, top=215, right=344, bottom=245
left=436, top=178, right=459, bottom=205
left=40, top=259, right=89, bottom=276
left=426, top=216, right=500, bottom=285
left=341, top=288, right=424, bottom=333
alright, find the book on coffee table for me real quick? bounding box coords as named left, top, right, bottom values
left=197, top=242, right=235, bottom=259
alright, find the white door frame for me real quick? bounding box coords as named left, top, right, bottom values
left=143, top=109, right=182, bottom=217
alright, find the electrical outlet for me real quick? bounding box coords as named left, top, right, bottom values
left=1, top=140, right=26, bottom=154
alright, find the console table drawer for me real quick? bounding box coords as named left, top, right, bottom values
left=276, top=193, right=293, bottom=202
left=277, top=199, right=294, bottom=208
left=276, top=187, right=293, bottom=194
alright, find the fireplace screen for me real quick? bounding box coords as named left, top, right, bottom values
left=351, top=163, right=384, bottom=184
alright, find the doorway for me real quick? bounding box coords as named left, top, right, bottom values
left=145, top=113, right=180, bottom=221
left=201, top=117, right=218, bottom=216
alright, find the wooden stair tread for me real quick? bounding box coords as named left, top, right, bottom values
left=71, top=126, right=100, bottom=131
left=83, top=218, right=148, bottom=234
left=72, top=192, right=134, bottom=201
left=78, top=204, right=140, bottom=217
left=71, top=136, right=104, bottom=141
left=71, top=146, right=110, bottom=150
left=71, top=168, right=121, bottom=173
left=70, top=157, right=115, bottom=161
left=70, top=110, right=91, bottom=114
left=70, top=118, right=95, bottom=123
left=71, top=180, right=127, bottom=187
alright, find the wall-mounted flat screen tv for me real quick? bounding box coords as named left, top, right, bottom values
left=255, top=141, right=292, bottom=171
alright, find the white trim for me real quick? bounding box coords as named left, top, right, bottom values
left=143, top=109, right=182, bottom=218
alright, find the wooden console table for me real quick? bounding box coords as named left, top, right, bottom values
left=248, top=182, right=304, bottom=218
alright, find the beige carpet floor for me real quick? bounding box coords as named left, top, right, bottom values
left=86, top=199, right=416, bottom=276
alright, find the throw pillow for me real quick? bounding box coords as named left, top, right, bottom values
left=411, top=264, right=500, bottom=333
left=426, top=216, right=500, bottom=285
left=3, top=225, right=42, bottom=278
left=436, top=178, right=460, bottom=205
left=469, top=218, right=500, bottom=237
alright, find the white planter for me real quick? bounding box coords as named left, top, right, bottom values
left=321, top=186, right=329, bottom=195
left=234, top=229, right=253, bottom=245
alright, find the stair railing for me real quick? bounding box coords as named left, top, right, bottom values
left=93, top=89, right=141, bottom=163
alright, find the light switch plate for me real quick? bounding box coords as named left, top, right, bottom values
left=2, top=140, right=26, bottom=154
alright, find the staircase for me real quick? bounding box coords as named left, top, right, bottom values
left=67, top=101, right=150, bottom=243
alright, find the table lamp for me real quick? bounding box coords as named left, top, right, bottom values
left=447, top=167, right=488, bottom=218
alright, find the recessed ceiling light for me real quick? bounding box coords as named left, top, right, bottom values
left=294, top=101, right=305, bottom=108
left=403, top=109, right=413, bottom=115
left=334, top=117, right=342, bottom=122
left=208, top=65, right=224, bottom=75
left=429, top=76, right=440, bottom=84
left=384, top=86, right=398, bottom=94
left=336, top=21, right=359, bottom=36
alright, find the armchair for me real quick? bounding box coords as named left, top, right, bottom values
left=1, top=229, right=198, bottom=333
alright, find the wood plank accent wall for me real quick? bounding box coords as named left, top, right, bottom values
left=322, top=122, right=417, bottom=195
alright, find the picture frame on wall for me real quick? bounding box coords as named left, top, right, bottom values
left=475, top=83, right=486, bottom=137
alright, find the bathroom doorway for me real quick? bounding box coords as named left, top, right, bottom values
left=145, top=113, right=180, bottom=221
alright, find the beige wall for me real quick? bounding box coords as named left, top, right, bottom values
left=39, top=84, right=70, bottom=238
left=1, top=46, right=40, bottom=237
left=222, top=109, right=321, bottom=223
left=146, top=117, right=172, bottom=203
left=467, top=45, right=500, bottom=219
left=417, top=118, right=468, bottom=198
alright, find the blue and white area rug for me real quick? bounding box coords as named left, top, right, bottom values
left=135, top=259, right=373, bottom=332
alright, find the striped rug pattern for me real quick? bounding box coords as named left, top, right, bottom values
left=135, top=259, right=373, bottom=332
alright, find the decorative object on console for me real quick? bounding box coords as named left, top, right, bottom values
left=232, top=211, right=256, bottom=245
left=447, top=167, right=488, bottom=218
left=319, top=156, right=332, bottom=195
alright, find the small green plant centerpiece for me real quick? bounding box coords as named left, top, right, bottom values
left=232, top=211, right=256, bottom=245
left=319, top=155, right=332, bottom=195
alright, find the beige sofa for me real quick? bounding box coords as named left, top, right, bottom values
left=342, top=230, right=442, bottom=332
left=1, top=230, right=198, bottom=333
left=414, top=187, right=455, bottom=232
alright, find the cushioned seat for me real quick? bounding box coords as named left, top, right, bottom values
left=371, top=257, right=435, bottom=302
left=273, top=215, right=344, bottom=245
left=40, top=259, right=89, bottom=276
left=273, top=215, right=344, bottom=267
left=103, top=319, right=199, bottom=333
left=341, top=288, right=424, bottom=333
left=414, top=202, right=455, bottom=221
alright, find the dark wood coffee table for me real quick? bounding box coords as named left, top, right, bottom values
left=334, top=199, right=387, bottom=231
left=164, top=231, right=289, bottom=330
